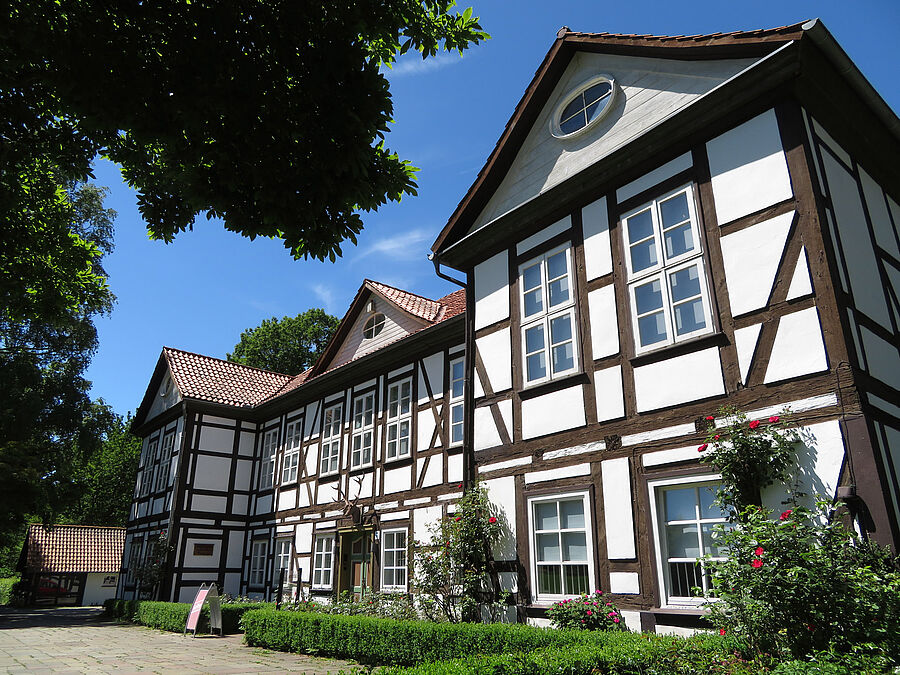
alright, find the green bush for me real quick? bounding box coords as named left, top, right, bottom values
left=0, top=577, right=18, bottom=605
left=545, top=590, right=624, bottom=631
left=102, top=598, right=271, bottom=634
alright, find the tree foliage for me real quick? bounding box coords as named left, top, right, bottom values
left=3, top=1, right=489, bottom=262
left=227, top=308, right=340, bottom=375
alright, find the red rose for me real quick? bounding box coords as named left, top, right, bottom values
left=768, top=415, right=780, bottom=423
left=719, top=628, right=726, bottom=636
left=749, top=420, right=761, bottom=429
left=779, top=510, right=792, bottom=521
left=698, top=443, right=708, bottom=453
left=754, top=546, right=764, bottom=556
left=751, top=559, right=763, bottom=568
left=714, top=434, right=720, bottom=440
left=454, top=516, right=461, bottom=522
left=457, top=483, right=463, bottom=489
left=488, top=517, right=497, bottom=524
left=706, top=415, right=715, bottom=421
left=586, top=610, right=592, bottom=616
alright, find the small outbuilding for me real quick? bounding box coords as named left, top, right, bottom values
left=17, top=524, right=125, bottom=606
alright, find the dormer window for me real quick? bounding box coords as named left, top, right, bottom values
left=363, top=313, right=385, bottom=339
left=550, top=75, right=616, bottom=139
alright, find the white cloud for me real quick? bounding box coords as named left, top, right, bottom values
left=310, top=283, right=338, bottom=313
left=354, top=227, right=432, bottom=263
left=382, top=52, right=463, bottom=78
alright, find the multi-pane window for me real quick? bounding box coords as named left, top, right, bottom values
left=281, top=421, right=302, bottom=484
left=351, top=392, right=375, bottom=469
left=274, top=539, right=292, bottom=582
left=320, top=403, right=342, bottom=476
left=125, top=538, right=143, bottom=585
left=139, top=439, right=158, bottom=496
left=259, top=429, right=278, bottom=490
left=623, top=185, right=713, bottom=353
left=386, top=379, right=412, bottom=461
left=652, top=480, right=728, bottom=605
left=529, top=493, right=593, bottom=600
left=519, top=245, right=578, bottom=385
left=250, top=540, right=267, bottom=587
left=312, top=535, right=335, bottom=589
left=154, top=432, right=175, bottom=492
left=448, top=357, right=465, bottom=446
left=381, top=529, right=407, bottom=590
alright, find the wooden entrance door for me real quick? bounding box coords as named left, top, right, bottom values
left=340, top=532, right=372, bottom=599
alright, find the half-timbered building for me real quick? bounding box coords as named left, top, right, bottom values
left=122, top=19, right=899, bottom=634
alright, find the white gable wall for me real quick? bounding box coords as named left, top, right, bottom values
left=330, top=295, right=428, bottom=369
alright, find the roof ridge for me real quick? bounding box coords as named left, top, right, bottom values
left=163, top=346, right=293, bottom=378
left=365, top=279, right=440, bottom=306
left=559, top=21, right=810, bottom=42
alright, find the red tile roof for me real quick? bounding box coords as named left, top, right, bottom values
left=21, top=525, right=125, bottom=574
left=366, top=280, right=445, bottom=322
left=557, top=23, right=807, bottom=45
left=163, top=347, right=292, bottom=408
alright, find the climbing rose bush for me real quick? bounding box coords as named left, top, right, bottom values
left=546, top=590, right=625, bottom=631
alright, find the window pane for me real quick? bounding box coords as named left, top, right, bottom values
left=534, top=502, right=558, bottom=531
left=523, top=264, right=542, bottom=291
left=564, top=565, right=590, bottom=595
left=584, top=82, right=611, bottom=106
left=538, top=565, right=562, bottom=595
left=562, top=532, right=587, bottom=561
left=701, top=524, right=726, bottom=557
left=547, top=251, right=568, bottom=280
left=527, top=353, right=547, bottom=381
left=664, top=222, right=694, bottom=258
left=452, top=405, right=463, bottom=424
left=626, top=209, right=653, bottom=243
left=638, top=311, right=667, bottom=346
left=669, top=265, right=702, bottom=303
left=548, top=276, right=570, bottom=307
left=549, top=314, right=572, bottom=344
left=664, top=487, right=697, bottom=522
left=559, top=499, right=584, bottom=529
left=666, top=524, right=700, bottom=558
left=524, top=324, right=545, bottom=354
left=537, top=533, right=560, bottom=562
left=552, top=343, right=574, bottom=374
left=669, top=561, right=702, bottom=598
left=524, top=289, right=543, bottom=317
left=699, top=486, right=726, bottom=518
left=560, top=111, right=585, bottom=135
left=634, top=279, right=663, bottom=315
left=560, top=94, right=585, bottom=123
left=660, top=192, right=690, bottom=228
left=630, top=238, right=658, bottom=273
left=673, top=297, right=706, bottom=335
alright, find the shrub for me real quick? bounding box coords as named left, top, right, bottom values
left=102, top=598, right=271, bottom=634
left=322, top=591, right=417, bottom=620
left=0, top=577, right=18, bottom=605
left=545, top=590, right=624, bottom=631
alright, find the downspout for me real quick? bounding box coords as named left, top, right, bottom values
left=429, top=254, right=474, bottom=490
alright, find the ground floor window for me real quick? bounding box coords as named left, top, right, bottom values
left=381, top=529, right=407, bottom=591
left=274, top=539, right=292, bottom=582
left=649, top=476, right=728, bottom=606
left=312, top=535, right=335, bottom=589
left=250, top=540, right=267, bottom=587
left=528, top=492, right=594, bottom=601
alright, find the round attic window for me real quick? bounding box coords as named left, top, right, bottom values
left=363, top=313, right=385, bottom=339
left=160, top=375, right=172, bottom=397
left=550, top=75, right=617, bottom=139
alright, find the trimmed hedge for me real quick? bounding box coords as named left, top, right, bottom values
left=103, top=598, right=272, bottom=634
left=0, top=577, right=18, bottom=605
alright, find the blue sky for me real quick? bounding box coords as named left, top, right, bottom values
left=86, top=0, right=900, bottom=416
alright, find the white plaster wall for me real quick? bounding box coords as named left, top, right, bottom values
left=417, top=410, right=436, bottom=452
left=232, top=494, right=248, bottom=516
left=255, top=494, right=273, bottom=513
left=474, top=251, right=510, bottom=331
left=707, top=109, right=793, bottom=225
left=587, top=285, right=619, bottom=359
left=224, top=573, right=241, bottom=596
left=516, top=216, right=571, bottom=255
left=734, top=323, right=762, bottom=385
left=277, top=488, right=297, bottom=511
left=193, top=454, right=232, bottom=491
left=421, top=454, right=443, bottom=488
left=146, top=369, right=181, bottom=422
left=601, top=458, right=636, bottom=559
left=238, top=431, right=256, bottom=457
left=83, top=573, right=117, bottom=605
left=191, top=494, right=227, bottom=513
left=633, top=347, right=724, bottom=412
left=616, top=152, right=692, bottom=203
left=485, top=476, right=517, bottom=560
left=414, top=505, right=443, bottom=543
left=448, top=453, right=463, bottom=483
left=582, top=196, right=612, bottom=281
left=859, top=167, right=900, bottom=259
left=295, top=523, right=313, bottom=554
left=384, top=466, right=412, bottom=494
left=786, top=247, right=813, bottom=300
left=476, top=329, right=513, bottom=393
left=859, top=326, right=900, bottom=391
left=498, top=399, right=513, bottom=441
left=184, top=538, right=221, bottom=568
left=594, top=365, right=625, bottom=422
left=524, top=463, right=590, bottom=484
left=719, top=210, right=793, bottom=317
left=304, top=402, right=321, bottom=440
left=198, top=426, right=235, bottom=455
left=474, top=406, right=502, bottom=451
left=764, top=307, right=828, bottom=384
left=234, top=460, right=253, bottom=490
left=521, top=385, right=586, bottom=439
left=227, top=530, right=244, bottom=567
left=609, top=571, right=640, bottom=595
left=421, top=353, right=444, bottom=403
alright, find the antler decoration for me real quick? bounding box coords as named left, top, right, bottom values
left=332, top=476, right=365, bottom=520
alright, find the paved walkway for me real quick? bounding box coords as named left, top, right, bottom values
left=0, top=607, right=355, bottom=674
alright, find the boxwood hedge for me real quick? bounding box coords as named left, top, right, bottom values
left=103, top=598, right=271, bottom=634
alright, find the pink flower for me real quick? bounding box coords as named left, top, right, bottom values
left=754, top=546, right=764, bottom=556
left=698, top=443, right=708, bottom=453
left=488, top=517, right=497, bottom=524
left=769, top=416, right=780, bottom=423
left=613, top=618, right=620, bottom=623
left=719, top=628, right=726, bottom=636
left=705, top=415, right=715, bottom=421
left=606, top=602, right=611, bottom=606
left=749, top=420, right=761, bottom=430
left=608, top=611, right=617, bottom=617
left=714, top=434, right=720, bottom=440
left=780, top=509, right=792, bottom=521
left=586, top=610, right=592, bottom=616
left=751, top=559, right=763, bottom=568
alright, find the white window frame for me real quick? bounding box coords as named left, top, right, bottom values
left=647, top=474, right=727, bottom=608
left=526, top=491, right=595, bottom=603
left=319, top=402, right=343, bottom=476
left=385, top=378, right=412, bottom=461
left=350, top=391, right=375, bottom=469
left=249, top=540, right=267, bottom=587
left=125, top=537, right=143, bottom=585
left=312, top=535, right=335, bottom=589
left=281, top=421, right=302, bottom=484
left=154, top=431, right=175, bottom=493
left=274, top=538, right=292, bottom=581
left=380, top=528, right=408, bottom=591
left=519, top=243, right=579, bottom=386
left=258, top=428, right=278, bottom=490
left=623, top=184, right=713, bottom=354
left=448, top=356, right=465, bottom=447
left=139, top=438, right=158, bottom=496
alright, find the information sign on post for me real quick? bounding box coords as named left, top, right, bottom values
left=184, top=583, right=222, bottom=637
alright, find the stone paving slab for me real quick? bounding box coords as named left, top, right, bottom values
left=0, top=607, right=355, bottom=674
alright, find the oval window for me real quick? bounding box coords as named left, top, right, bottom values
left=363, top=313, right=385, bottom=339
left=550, top=75, right=617, bottom=139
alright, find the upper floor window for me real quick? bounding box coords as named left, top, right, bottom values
left=249, top=540, right=267, bottom=587
left=623, top=185, right=713, bottom=354
left=448, top=357, right=465, bottom=446
left=381, top=529, right=408, bottom=591
left=320, top=403, right=342, bottom=476
left=154, top=431, right=175, bottom=492
left=648, top=476, right=728, bottom=607
left=258, top=429, right=278, bottom=490
left=139, top=438, right=158, bottom=496
left=363, top=313, right=385, bottom=339
left=386, top=379, right=412, bottom=461
left=519, top=244, right=578, bottom=385
left=528, top=492, right=595, bottom=602
left=351, top=392, right=375, bottom=469
left=281, top=421, right=302, bottom=484
left=550, top=75, right=617, bottom=139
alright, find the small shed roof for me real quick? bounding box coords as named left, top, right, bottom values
left=19, top=524, right=125, bottom=574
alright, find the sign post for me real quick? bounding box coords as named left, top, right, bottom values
left=184, top=583, right=222, bottom=637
